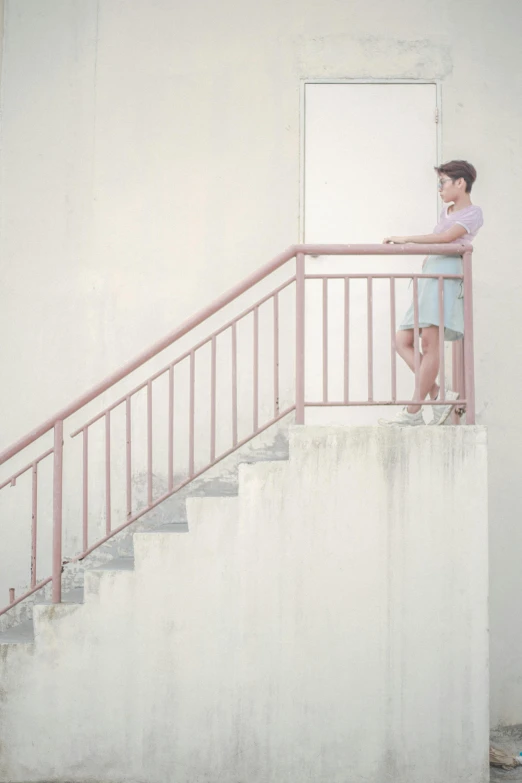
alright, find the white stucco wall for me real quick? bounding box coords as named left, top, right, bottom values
left=0, top=426, right=489, bottom=783
left=0, top=0, right=518, bottom=725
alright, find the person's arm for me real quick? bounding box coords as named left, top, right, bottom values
left=383, top=224, right=468, bottom=244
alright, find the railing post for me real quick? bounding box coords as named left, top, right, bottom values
left=295, top=252, right=305, bottom=424
left=52, top=420, right=63, bottom=603
left=451, top=342, right=460, bottom=425
left=462, top=249, right=475, bottom=424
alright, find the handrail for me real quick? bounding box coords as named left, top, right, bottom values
left=297, top=243, right=471, bottom=256
left=0, top=241, right=475, bottom=616
left=0, top=242, right=471, bottom=469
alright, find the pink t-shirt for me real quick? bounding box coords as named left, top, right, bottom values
left=433, top=203, right=484, bottom=244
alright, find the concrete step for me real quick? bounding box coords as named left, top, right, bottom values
left=34, top=587, right=85, bottom=606
left=0, top=618, right=35, bottom=644
left=0, top=587, right=86, bottom=644
left=139, top=522, right=189, bottom=534
left=90, top=556, right=135, bottom=572
left=83, top=556, right=136, bottom=603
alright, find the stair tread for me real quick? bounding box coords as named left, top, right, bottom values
left=0, top=618, right=34, bottom=644
left=36, top=587, right=84, bottom=606
left=90, top=557, right=135, bottom=572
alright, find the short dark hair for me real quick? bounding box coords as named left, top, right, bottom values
left=434, top=160, right=477, bottom=193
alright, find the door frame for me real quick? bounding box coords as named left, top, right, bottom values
left=298, top=78, right=443, bottom=242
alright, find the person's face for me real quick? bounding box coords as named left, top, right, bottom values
left=437, top=175, right=466, bottom=202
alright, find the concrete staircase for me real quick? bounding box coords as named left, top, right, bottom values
left=0, top=417, right=292, bottom=641
left=0, top=425, right=488, bottom=783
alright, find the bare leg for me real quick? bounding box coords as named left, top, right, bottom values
left=396, top=329, right=439, bottom=401
left=405, top=326, right=440, bottom=414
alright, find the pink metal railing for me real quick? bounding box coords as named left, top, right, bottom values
left=0, top=243, right=474, bottom=616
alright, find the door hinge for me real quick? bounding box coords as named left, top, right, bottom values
left=435, top=107, right=439, bottom=124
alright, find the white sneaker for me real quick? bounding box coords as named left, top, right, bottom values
left=378, top=408, right=425, bottom=427
left=429, top=390, right=460, bottom=426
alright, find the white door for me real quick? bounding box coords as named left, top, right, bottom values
left=303, top=82, right=439, bottom=425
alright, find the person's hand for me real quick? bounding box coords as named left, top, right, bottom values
left=383, top=236, right=408, bottom=244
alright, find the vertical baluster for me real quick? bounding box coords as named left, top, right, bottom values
left=367, top=276, right=373, bottom=402
left=462, top=250, right=475, bottom=424
left=232, top=323, right=238, bottom=446
left=273, top=293, right=279, bottom=416
left=438, top=277, right=445, bottom=402
left=460, top=341, right=466, bottom=414
left=211, top=336, right=217, bottom=462
left=295, top=253, right=305, bottom=424
left=451, top=342, right=459, bottom=424
left=52, top=420, right=63, bottom=604
left=189, top=351, right=195, bottom=476
left=31, top=462, right=38, bottom=587
left=253, top=307, right=259, bottom=431
left=82, top=427, right=88, bottom=551
left=168, top=365, right=174, bottom=491
left=457, top=340, right=465, bottom=424
left=390, top=277, right=397, bottom=402
left=126, top=397, right=132, bottom=518
left=412, top=277, right=421, bottom=403
left=323, top=278, right=328, bottom=402
left=344, top=277, right=350, bottom=403
left=9, top=588, right=15, bottom=604
left=105, top=412, right=111, bottom=535
left=147, top=380, right=153, bottom=507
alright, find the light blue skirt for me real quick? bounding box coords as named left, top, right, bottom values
left=399, top=254, right=464, bottom=341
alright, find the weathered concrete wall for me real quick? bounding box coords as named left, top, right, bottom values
left=0, top=427, right=489, bottom=783
left=0, top=0, right=518, bottom=726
